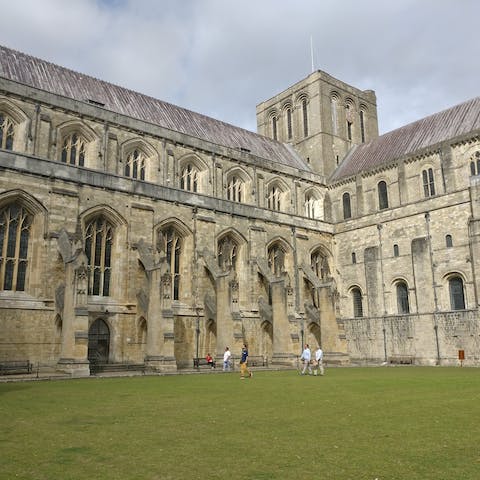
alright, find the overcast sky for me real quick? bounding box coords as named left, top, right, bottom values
left=0, top=0, right=478, bottom=135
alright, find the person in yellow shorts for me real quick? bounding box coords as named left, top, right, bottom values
left=239, top=344, right=252, bottom=379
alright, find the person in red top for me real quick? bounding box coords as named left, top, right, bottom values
left=206, top=353, right=215, bottom=369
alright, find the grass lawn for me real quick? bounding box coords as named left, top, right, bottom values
left=1, top=367, right=480, bottom=480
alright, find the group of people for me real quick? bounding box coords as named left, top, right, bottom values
left=205, top=345, right=252, bottom=379
left=300, top=344, right=325, bottom=376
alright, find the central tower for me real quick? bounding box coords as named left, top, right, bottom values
left=256, top=70, right=379, bottom=178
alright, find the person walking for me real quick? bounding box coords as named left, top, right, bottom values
left=223, top=346, right=231, bottom=371
left=239, top=344, right=252, bottom=379
left=314, top=345, right=324, bottom=376
left=300, top=344, right=312, bottom=375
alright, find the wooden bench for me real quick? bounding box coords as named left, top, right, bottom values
left=388, top=355, right=414, bottom=365
left=0, top=360, right=33, bottom=375
left=193, top=358, right=216, bottom=369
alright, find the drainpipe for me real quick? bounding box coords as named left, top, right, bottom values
left=425, top=212, right=441, bottom=364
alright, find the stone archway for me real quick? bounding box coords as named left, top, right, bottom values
left=88, top=318, right=110, bottom=364
left=261, top=320, right=273, bottom=364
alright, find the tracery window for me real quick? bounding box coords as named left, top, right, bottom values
left=268, top=243, right=285, bottom=277
left=85, top=217, right=113, bottom=296
left=227, top=175, right=244, bottom=203
left=159, top=226, right=181, bottom=300
left=470, top=152, right=480, bottom=176
left=180, top=164, right=198, bottom=192
left=125, top=149, right=146, bottom=180
left=449, top=276, right=465, bottom=310
left=422, top=168, right=435, bottom=197
left=0, top=113, right=15, bottom=150
left=267, top=184, right=282, bottom=211
left=378, top=181, right=389, bottom=210
left=396, top=282, right=410, bottom=314
left=218, top=236, right=238, bottom=272
left=61, top=133, right=86, bottom=166
left=352, top=288, right=363, bottom=317
left=343, top=192, right=352, bottom=219
left=0, top=204, right=31, bottom=291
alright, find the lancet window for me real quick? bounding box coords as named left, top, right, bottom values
left=61, top=133, right=86, bottom=166
left=125, top=149, right=146, bottom=180
left=159, top=226, right=182, bottom=301
left=180, top=164, right=198, bottom=192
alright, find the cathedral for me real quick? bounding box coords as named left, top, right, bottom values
left=1, top=45, right=479, bottom=376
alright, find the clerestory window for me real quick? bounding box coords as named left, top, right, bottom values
left=0, top=113, right=15, bottom=150
left=422, top=168, right=435, bottom=197
left=180, top=164, right=198, bottom=192
left=125, top=149, right=146, bottom=180
left=267, top=185, right=283, bottom=211
left=61, top=133, right=86, bottom=166
left=227, top=176, right=244, bottom=203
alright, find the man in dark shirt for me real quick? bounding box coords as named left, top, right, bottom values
left=240, top=344, right=252, bottom=379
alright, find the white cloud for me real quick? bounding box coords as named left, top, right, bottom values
left=0, top=0, right=478, bottom=134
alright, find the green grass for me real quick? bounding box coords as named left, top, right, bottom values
left=1, top=367, right=480, bottom=480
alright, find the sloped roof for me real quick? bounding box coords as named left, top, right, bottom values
left=330, top=96, right=480, bottom=183
left=0, top=45, right=310, bottom=172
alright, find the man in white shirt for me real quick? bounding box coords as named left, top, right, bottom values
left=300, top=344, right=312, bottom=375
left=223, top=346, right=231, bottom=371
left=314, top=346, right=324, bottom=376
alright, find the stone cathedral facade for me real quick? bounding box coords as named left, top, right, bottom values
left=1, top=45, right=480, bottom=376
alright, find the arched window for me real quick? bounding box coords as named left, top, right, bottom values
left=343, top=192, right=352, bottom=219
left=422, top=168, right=435, bottom=197
left=396, top=282, right=410, bottom=314
left=227, top=175, right=244, bottom=203
left=311, top=250, right=329, bottom=281
left=352, top=288, right=363, bottom=317
left=61, top=133, right=86, bottom=166
left=180, top=164, right=198, bottom=192
left=267, top=184, right=283, bottom=211
left=271, top=116, right=278, bottom=141
left=0, top=113, right=15, bottom=150
left=159, top=226, right=182, bottom=301
left=286, top=107, right=293, bottom=140
left=331, top=95, right=338, bottom=135
left=449, top=276, right=465, bottom=310
left=218, top=235, right=238, bottom=272
left=359, top=109, right=366, bottom=143
left=470, top=152, right=480, bottom=176
left=393, top=244, right=399, bottom=257
left=0, top=203, right=31, bottom=291
left=85, top=217, right=113, bottom=296
left=446, top=234, right=453, bottom=248
left=351, top=252, right=357, bottom=264
left=268, top=243, right=285, bottom=276
left=304, top=193, right=319, bottom=219
left=125, top=149, right=146, bottom=180
left=302, top=98, right=308, bottom=138
left=345, top=103, right=353, bottom=141
left=378, top=181, right=389, bottom=210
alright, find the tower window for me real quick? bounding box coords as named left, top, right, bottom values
left=286, top=107, right=293, bottom=140
left=331, top=96, right=338, bottom=135
left=272, top=116, right=277, bottom=141
left=352, top=288, right=363, bottom=317
left=393, top=244, right=399, bottom=257
left=396, top=282, right=410, bottom=314
left=351, top=252, right=357, bottom=264
left=422, top=168, right=435, bottom=197
left=302, top=98, right=308, bottom=138
left=449, top=276, right=465, bottom=310
left=342, top=192, right=352, bottom=219
left=445, top=234, right=453, bottom=248
left=378, top=181, right=389, bottom=210
left=360, top=110, right=366, bottom=143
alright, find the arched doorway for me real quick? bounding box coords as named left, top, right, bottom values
left=88, top=318, right=110, bottom=364
left=261, top=320, right=273, bottom=364
left=307, top=322, right=322, bottom=350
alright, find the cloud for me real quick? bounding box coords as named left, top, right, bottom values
left=0, top=0, right=478, bottom=134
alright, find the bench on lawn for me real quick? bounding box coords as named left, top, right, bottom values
left=0, top=360, right=33, bottom=375
left=388, top=355, right=414, bottom=365
left=193, top=358, right=216, bottom=369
